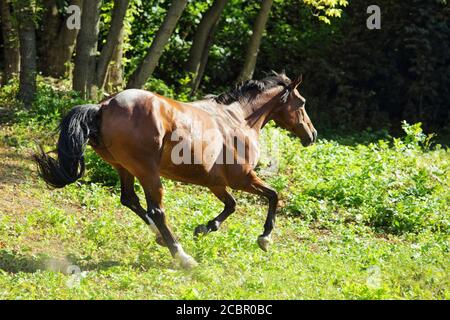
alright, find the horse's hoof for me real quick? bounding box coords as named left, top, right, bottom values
left=181, top=256, right=198, bottom=270
left=175, top=252, right=198, bottom=269
left=194, top=224, right=209, bottom=237
left=155, top=235, right=167, bottom=247
left=257, top=235, right=271, bottom=252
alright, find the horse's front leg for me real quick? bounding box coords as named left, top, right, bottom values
left=194, top=186, right=236, bottom=237
left=237, top=171, right=279, bottom=251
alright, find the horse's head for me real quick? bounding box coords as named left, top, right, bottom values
left=272, top=75, right=317, bottom=147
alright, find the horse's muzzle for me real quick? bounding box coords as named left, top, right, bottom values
left=301, top=129, right=317, bottom=147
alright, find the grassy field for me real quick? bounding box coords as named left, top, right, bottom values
left=0, top=81, right=449, bottom=299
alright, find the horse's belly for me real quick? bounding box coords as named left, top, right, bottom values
left=159, top=137, right=224, bottom=186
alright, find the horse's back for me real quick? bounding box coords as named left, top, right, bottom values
left=96, top=90, right=167, bottom=174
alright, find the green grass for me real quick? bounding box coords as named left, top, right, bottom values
left=0, top=80, right=448, bottom=299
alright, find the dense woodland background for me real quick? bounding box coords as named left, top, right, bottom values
left=0, top=0, right=449, bottom=135
left=0, top=1, right=449, bottom=299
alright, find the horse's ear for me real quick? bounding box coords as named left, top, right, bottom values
left=291, top=74, right=303, bottom=89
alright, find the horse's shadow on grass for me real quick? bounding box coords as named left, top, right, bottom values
left=0, top=249, right=168, bottom=274
left=0, top=250, right=122, bottom=274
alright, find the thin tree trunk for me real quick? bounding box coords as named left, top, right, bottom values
left=0, top=0, right=20, bottom=82
left=191, top=19, right=220, bottom=92
left=73, top=0, right=101, bottom=98
left=15, top=0, right=37, bottom=108
left=95, top=0, right=129, bottom=89
left=105, top=27, right=124, bottom=92
left=39, top=0, right=60, bottom=74
left=127, top=0, right=188, bottom=89
left=185, top=0, right=228, bottom=85
left=45, top=0, right=82, bottom=78
left=238, top=0, right=273, bottom=82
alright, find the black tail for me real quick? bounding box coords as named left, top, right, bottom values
left=33, top=104, right=101, bottom=188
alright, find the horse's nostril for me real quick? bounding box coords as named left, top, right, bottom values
left=302, top=138, right=313, bottom=147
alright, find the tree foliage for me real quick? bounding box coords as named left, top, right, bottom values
left=0, top=0, right=448, bottom=133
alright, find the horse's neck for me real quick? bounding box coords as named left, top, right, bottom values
left=189, top=92, right=280, bottom=133
left=189, top=100, right=247, bottom=128
left=242, top=94, right=280, bottom=132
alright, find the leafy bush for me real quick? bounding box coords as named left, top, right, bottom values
left=143, top=77, right=177, bottom=99
left=274, top=122, right=449, bottom=235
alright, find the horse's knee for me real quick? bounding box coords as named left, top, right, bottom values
left=266, top=189, right=278, bottom=206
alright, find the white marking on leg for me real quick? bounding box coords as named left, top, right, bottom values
left=144, top=214, right=160, bottom=235
left=174, top=244, right=198, bottom=269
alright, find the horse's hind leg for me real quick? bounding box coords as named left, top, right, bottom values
left=236, top=171, right=278, bottom=252
left=194, top=186, right=236, bottom=237
left=138, top=171, right=198, bottom=269
left=92, top=147, right=165, bottom=247
left=115, top=165, right=166, bottom=247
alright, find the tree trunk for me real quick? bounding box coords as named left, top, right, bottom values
left=73, top=0, right=101, bottom=98
left=238, top=0, right=273, bottom=82
left=39, top=0, right=60, bottom=74
left=105, top=27, right=124, bottom=92
left=191, top=19, right=220, bottom=92
left=0, top=0, right=20, bottom=82
left=15, top=0, right=37, bottom=108
left=95, top=0, right=130, bottom=89
left=127, top=0, right=188, bottom=89
left=44, top=0, right=82, bottom=78
left=185, top=0, right=228, bottom=86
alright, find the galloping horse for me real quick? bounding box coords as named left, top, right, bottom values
left=34, top=72, right=317, bottom=269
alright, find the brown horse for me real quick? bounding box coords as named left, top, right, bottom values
left=34, top=72, right=317, bottom=269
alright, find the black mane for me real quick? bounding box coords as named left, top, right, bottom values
left=208, top=72, right=292, bottom=105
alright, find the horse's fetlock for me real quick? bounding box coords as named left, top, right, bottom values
left=148, top=207, right=164, bottom=219
left=207, top=220, right=220, bottom=231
